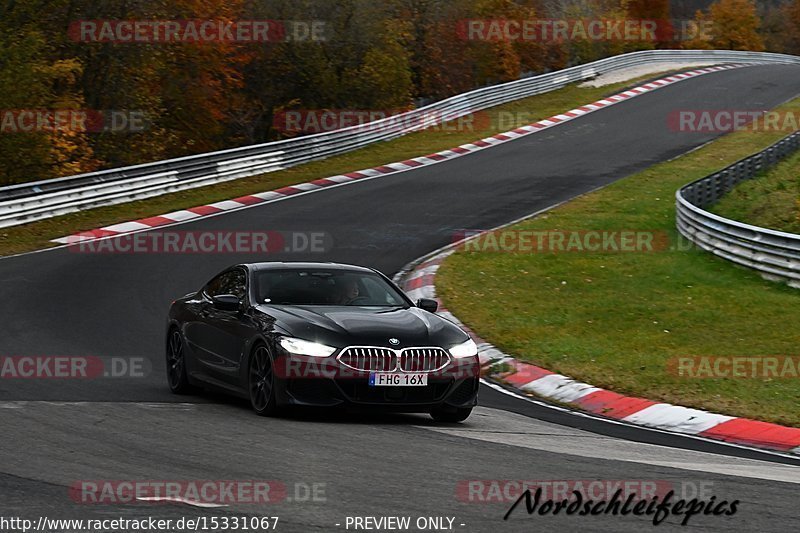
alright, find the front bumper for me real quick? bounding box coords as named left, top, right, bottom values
left=273, top=353, right=479, bottom=412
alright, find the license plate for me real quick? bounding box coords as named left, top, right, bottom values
left=369, top=373, right=428, bottom=387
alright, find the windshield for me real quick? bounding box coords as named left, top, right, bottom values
left=255, top=269, right=408, bottom=307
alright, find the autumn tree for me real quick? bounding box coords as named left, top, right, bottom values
left=0, top=1, right=98, bottom=184
left=784, top=0, right=800, bottom=55
left=626, top=0, right=672, bottom=48
left=42, top=0, right=174, bottom=167
left=556, top=0, right=621, bottom=63
left=469, top=0, right=541, bottom=84
left=386, top=0, right=475, bottom=102
left=687, top=0, right=765, bottom=51
left=2, top=0, right=790, bottom=187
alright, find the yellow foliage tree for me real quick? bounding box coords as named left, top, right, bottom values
left=786, top=0, right=800, bottom=54
left=696, top=0, right=765, bottom=51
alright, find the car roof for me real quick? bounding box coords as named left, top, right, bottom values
left=244, top=262, right=377, bottom=274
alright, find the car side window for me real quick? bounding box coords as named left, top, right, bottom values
left=204, top=273, right=226, bottom=298
left=204, top=269, right=247, bottom=300
left=225, top=269, right=247, bottom=300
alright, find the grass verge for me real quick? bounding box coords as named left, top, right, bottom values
left=711, top=149, right=800, bottom=233
left=436, top=97, right=800, bottom=428
left=0, top=71, right=679, bottom=257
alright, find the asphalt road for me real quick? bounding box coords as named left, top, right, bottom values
left=2, top=64, right=800, bottom=532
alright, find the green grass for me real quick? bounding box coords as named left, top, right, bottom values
left=0, top=72, right=674, bottom=257
left=436, top=98, right=800, bottom=428
left=711, top=150, right=800, bottom=233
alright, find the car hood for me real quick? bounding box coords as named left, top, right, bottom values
left=256, top=304, right=468, bottom=349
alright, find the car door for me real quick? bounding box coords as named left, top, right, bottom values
left=187, top=269, right=240, bottom=383
left=182, top=271, right=225, bottom=381
left=195, top=268, right=253, bottom=386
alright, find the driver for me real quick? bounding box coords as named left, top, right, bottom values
left=336, top=278, right=360, bottom=305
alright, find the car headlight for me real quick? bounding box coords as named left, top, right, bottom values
left=449, top=338, right=478, bottom=359
left=279, top=337, right=337, bottom=358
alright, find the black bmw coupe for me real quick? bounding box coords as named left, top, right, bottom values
left=166, top=262, right=479, bottom=422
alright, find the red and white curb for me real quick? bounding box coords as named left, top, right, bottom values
left=53, top=64, right=744, bottom=244
left=399, top=250, right=800, bottom=456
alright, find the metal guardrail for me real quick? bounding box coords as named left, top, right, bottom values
left=676, top=131, right=800, bottom=288
left=3, top=49, right=800, bottom=228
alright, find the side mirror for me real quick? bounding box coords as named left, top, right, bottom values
left=212, top=294, right=241, bottom=312
left=416, top=298, right=439, bottom=313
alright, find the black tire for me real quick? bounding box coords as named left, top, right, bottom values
left=430, top=407, right=473, bottom=423
left=166, top=328, right=195, bottom=394
left=248, top=344, right=281, bottom=416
